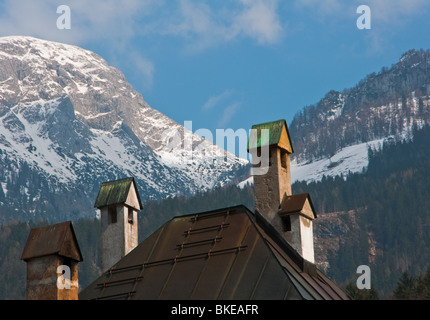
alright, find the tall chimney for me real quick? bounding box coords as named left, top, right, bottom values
left=94, top=177, right=142, bottom=273
left=248, top=119, right=316, bottom=263
left=21, top=221, right=83, bottom=300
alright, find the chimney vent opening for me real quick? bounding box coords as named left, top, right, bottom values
left=128, top=208, right=134, bottom=224
left=108, top=207, right=117, bottom=224
left=281, top=215, right=291, bottom=232
left=281, top=149, right=288, bottom=169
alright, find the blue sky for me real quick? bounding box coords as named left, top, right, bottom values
left=1, top=0, right=430, bottom=140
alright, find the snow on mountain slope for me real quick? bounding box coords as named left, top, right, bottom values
left=0, top=98, right=76, bottom=184
left=0, top=36, right=248, bottom=221
left=0, top=36, right=246, bottom=175
left=289, top=49, right=430, bottom=164
left=238, top=138, right=386, bottom=187
left=0, top=94, right=191, bottom=196
left=290, top=138, right=385, bottom=183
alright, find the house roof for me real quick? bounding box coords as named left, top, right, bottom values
left=94, top=177, right=142, bottom=210
left=278, top=193, right=317, bottom=219
left=21, top=221, right=83, bottom=262
left=79, top=205, right=348, bottom=300
left=247, top=119, right=295, bottom=153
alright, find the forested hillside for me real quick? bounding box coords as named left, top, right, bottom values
left=294, top=124, right=430, bottom=296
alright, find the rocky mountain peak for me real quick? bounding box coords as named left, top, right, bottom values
left=0, top=36, right=248, bottom=222
left=289, top=49, right=430, bottom=164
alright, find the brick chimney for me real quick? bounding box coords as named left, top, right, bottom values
left=21, top=221, right=83, bottom=300
left=94, top=177, right=142, bottom=273
left=248, top=119, right=316, bottom=263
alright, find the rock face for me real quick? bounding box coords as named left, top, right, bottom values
left=0, top=36, right=248, bottom=222
left=313, top=209, right=362, bottom=272
left=289, top=49, right=430, bottom=164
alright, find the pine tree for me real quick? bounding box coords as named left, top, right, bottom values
left=415, top=268, right=430, bottom=299
left=392, top=272, right=416, bottom=299
left=345, top=282, right=379, bottom=300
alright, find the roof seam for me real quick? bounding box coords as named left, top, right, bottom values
left=265, top=239, right=318, bottom=298
left=135, top=224, right=168, bottom=287
left=249, top=212, right=322, bottom=299
left=266, top=240, right=320, bottom=299
left=215, top=215, right=252, bottom=300
left=249, top=254, right=270, bottom=299
left=224, top=223, right=259, bottom=300
left=190, top=212, right=230, bottom=299
left=156, top=214, right=198, bottom=299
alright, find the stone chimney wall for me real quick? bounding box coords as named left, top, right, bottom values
left=253, top=146, right=291, bottom=220
left=21, top=221, right=83, bottom=300
left=100, top=205, right=139, bottom=272
left=25, top=255, right=79, bottom=300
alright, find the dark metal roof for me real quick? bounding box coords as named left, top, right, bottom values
left=278, top=193, right=317, bottom=219
left=94, top=177, right=142, bottom=210
left=21, top=221, right=83, bottom=262
left=247, top=119, right=295, bottom=153
left=79, top=205, right=348, bottom=300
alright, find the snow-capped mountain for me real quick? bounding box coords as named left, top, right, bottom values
left=0, top=36, right=248, bottom=222
left=287, top=49, right=430, bottom=183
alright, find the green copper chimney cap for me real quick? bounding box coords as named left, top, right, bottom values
left=247, top=119, right=294, bottom=153
left=94, top=177, right=142, bottom=210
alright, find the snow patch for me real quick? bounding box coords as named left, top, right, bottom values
left=237, top=138, right=388, bottom=187
left=1, top=182, right=7, bottom=195
left=291, top=139, right=385, bottom=183
left=1, top=99, right=78, bottom=184
left=237, top=176, right=253, bottom=189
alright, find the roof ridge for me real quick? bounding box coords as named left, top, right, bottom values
left=100, top=176, right=134, bottom=185
left=94, top=177, right=142, bottom=210
left=21, top=221, right=82, bottom=262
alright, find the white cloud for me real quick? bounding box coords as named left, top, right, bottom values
left=159, top=0, right=227, bottom=51
left=231, top=0, right=283, bottom=44
left=128, top=52, right=155, bottom=89
left=0, top=0, right=157, bottom=44
left=0, top=1, right=284, bottom=51
left=173, top=0, right=218, bottom=37
left=0, top=0, right=157, bottom=89
left=293, top=0, right=346, bottom=17
left=202, top=90, right=234, bottom=111
left=370, top=0, right=430, bottom=22
left=160, top=0, right=283, bottom=50
left=218, top=102, right=241, bottom=127
left=0, top=0, right=283, bottom=90
left=293, top=0, right=430, bottom=22
left=202, top=90, right=241, bottom=127
left=0, top=1, right=69, bottom=41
